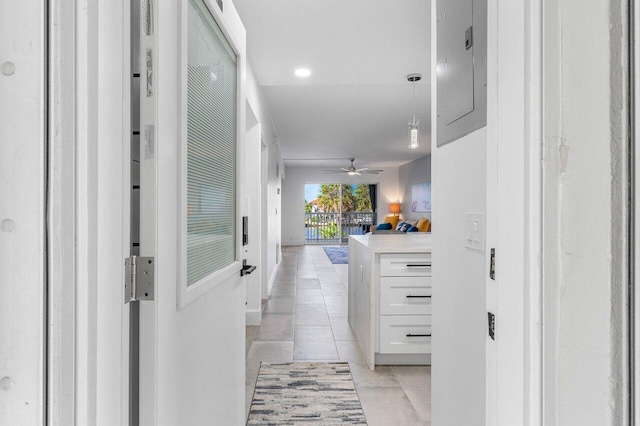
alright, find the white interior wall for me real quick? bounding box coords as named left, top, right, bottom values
left=266, top=144, right=283, bottom=293
left=398, top=154, right=432, bottom=222
left=247, top=61, right=284, bottom=304
left=260, top=144, right=269, bottom=299
left=430, top=3, right=487, bottom=425
left=280, top=165, right=400, bottom=246
left=246, top=60, right=283, bottom=297
left=430, top=128, right=487, bottom=425
left=244, top=122, right=262, bottom=325
left=246, top=61, right=274, bottom=139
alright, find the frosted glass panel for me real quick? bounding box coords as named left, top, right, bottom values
left=187, top=0, right=237, bottom=286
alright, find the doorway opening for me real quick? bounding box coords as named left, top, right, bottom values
left=304, top=183, right=377, bottom=244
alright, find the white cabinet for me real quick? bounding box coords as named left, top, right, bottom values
left=380, top=253, right=431, bottom=277
left=379, top=277, right=432, bottom=316
left=378, top=254, right=432, bottom=362
left=379, top=315, right=432, bottom=354
left=349, top=238, right=373, bottom=365
left=348, top=235, right=432, bottom=370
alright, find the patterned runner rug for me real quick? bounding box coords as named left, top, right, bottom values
left=322, top=246, right=349, bottom=264
left=247, top=362, right=367, bottom=425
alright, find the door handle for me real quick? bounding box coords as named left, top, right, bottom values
left=240, top=259, right=256, bottom=276
left=406, top=333, right=431, bottom=337
left=406, top=264, right=431, bottom=267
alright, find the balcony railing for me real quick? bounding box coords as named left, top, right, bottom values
left=305, top=212, right=375, bottom=244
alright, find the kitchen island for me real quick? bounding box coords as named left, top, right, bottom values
left=348, top=234, right=433, bottom=370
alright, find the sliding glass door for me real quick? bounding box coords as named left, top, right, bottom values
left=304, top=184, right=376, bottom=244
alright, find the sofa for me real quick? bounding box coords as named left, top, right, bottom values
left=369, top=215, right=431, bottom=234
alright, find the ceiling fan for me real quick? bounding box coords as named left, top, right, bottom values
left=323, top=158, right=384, bottom=176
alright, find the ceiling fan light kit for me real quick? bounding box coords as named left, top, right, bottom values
left=407, top=73, right=422, bottom=149
left=323, top=158, right=384, bottom=176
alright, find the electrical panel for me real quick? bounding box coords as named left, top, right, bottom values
left=436, top=0, right=487, bottom=146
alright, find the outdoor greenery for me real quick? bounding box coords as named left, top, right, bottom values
left=320, top=222, right=339, bottom=239
left=305, top=184, right=373, bottom=213
left=305, top=184, right=375, bottom=241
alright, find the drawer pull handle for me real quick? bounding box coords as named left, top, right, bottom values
left=406, top=333, right=431, bottom=337
left=406, top=295, right=431, bottom=298
left=406, top=264, right=431, bottom=267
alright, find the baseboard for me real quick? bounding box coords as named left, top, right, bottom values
left=375, top=353, right=431, bottom=366
left=267, top=262, right=280, bottom=295
left=246, top=309, right=262, bottom=326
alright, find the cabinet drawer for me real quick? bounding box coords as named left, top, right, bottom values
left=380, top=253, right=431, bottom=277
left=380, top=277, right=432, bottom=315
left=379, top=315, right=432, bottom=354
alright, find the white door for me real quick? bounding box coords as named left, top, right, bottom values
left=0, top=1, right=47, bottom=423
left=137, top=1, right=248, bottom=424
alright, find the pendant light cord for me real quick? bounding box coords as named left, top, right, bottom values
left=412, top=80, right=416, bottom=123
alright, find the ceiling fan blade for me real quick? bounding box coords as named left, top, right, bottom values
left=355, top=171, right=362, bottom=176
left=356, top=168, right=369, bottom=172
left=361, top=171, right=380, bottom=174
left=341, top=168, right=350, bottom=172
left=323, top=169, right=346, bottom=173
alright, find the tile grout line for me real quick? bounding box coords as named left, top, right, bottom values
left=253, top=246, right=429, bottom=425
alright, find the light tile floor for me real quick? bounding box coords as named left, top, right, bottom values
left=246, top=245, right=431, bottom=426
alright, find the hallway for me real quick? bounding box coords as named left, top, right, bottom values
left=246, top=245, right=431, bottom=425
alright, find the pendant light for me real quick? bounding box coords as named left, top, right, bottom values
left=407, top=73, right=422, bottom=149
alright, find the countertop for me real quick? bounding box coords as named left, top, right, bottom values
left=349, top=234, right=433, bottom=253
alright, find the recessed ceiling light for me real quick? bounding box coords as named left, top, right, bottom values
left=295, top=68, right=311, bottom=78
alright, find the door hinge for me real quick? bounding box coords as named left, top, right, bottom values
left=465, top=25, right=473, bottom=50
left=487, top=311, right=495, bottom=340
left=124, top=256, right=155, bottom=303
left=489, top=248, right=496, bottom=280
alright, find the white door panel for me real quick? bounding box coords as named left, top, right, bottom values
left=138, top=0, right=248, bottom=424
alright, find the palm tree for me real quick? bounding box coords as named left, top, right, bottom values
left=317, top=184, right=341, bottom=212
left=354, top=184, right=372, bottom=211
left=341, top=184, right=356, bottom=212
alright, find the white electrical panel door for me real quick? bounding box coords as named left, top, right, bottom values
left=438, top=0, right=474, bottom=126
left=436, top=0, right=487, bottom=146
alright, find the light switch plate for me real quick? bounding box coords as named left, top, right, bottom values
left=464, top=213, right=485, bottom=251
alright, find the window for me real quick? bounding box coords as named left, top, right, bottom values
left=186, top=0, right=237, bottom=287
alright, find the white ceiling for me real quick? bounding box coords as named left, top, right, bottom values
left=234, top=0, right=431, bottom=168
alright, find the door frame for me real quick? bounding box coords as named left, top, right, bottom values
left=632, top=0, right=639, bottom=422
left=485, top=0, right=544, bottom=424
left=48, top=0, right=79, bottom=423
left=47, top=0, right=133, bottom=423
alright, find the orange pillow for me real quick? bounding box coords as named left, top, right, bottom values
left=417, top=218, right=431, bottom=232
left=382, top=215, right=400, bottom=229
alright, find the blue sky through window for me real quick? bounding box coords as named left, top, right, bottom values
left=305, top=184, right=321, bottom=202
left=305, top=184, right=360, bottom=202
